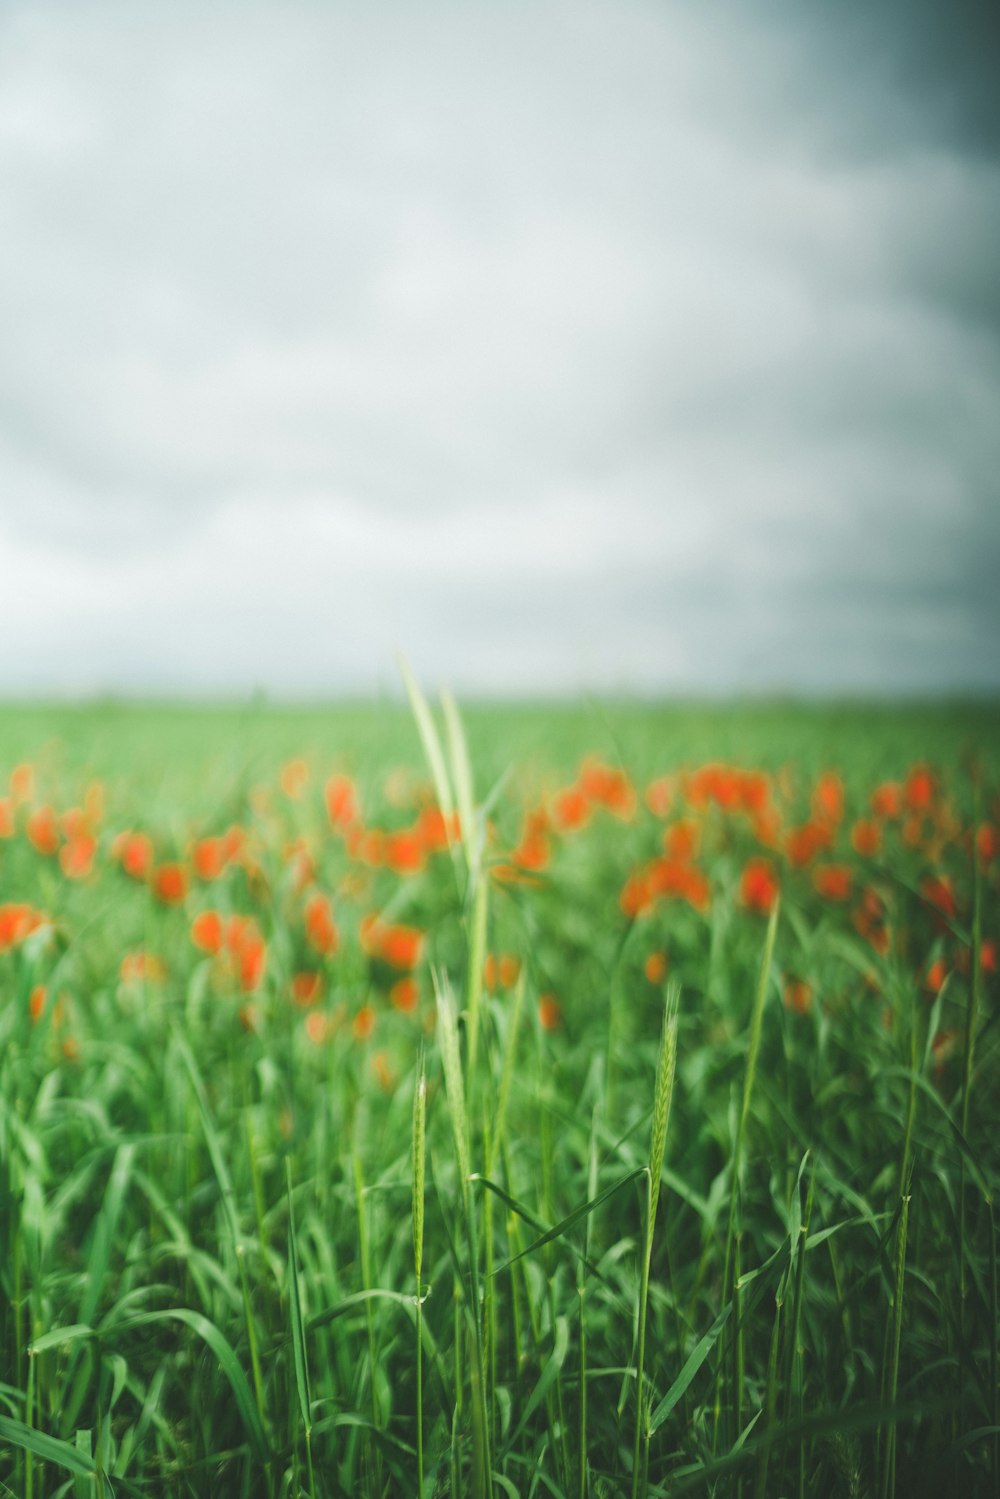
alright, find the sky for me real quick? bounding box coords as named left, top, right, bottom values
left=1, top=0, right=998, bottom=698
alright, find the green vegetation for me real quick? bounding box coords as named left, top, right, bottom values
left=0, top=695, right=998, bottom=1495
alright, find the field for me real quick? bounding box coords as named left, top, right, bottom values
left=1, top=694, right=998, bottom=1497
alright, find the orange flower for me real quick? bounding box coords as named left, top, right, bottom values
left=193, top=837, right=227, bottom=881
left=870, top=782, right=902, bottom=820
left=813, top=864, right=853, bottom=902
left=26, top=805, right=60, bottom=856
left=645, top=776, right=673, bottom=817
left=325, top=773, right=359, bottom=830
left=783, top=977, right=812, bottom=1015
left=9, top=763, right=34, bottom=804
left=29, top=985, right=48, bottom=1022
left=280, top=759, right=310, bottom=799
left=644, top=951, right=668, bottom=984
left=390, top=976, right=419, bottom=1012
left=785, top=821, right=831, bottom=867
left=291, top=971, right=323, bottom=1007
left=152, top=863, right=188, bottom=905
left=538, top=993, right=561, bottom=1031
left=851, top=819, right=882, bottom=858
left=417, top=805, right=457, bottom=853
left=352, top=1004, right=376, bottom=1041
left=115, top=831, right=154, bottom=881
left=812, top=771, right=844, bottom=828
left=0, top=797, right=13, bottom=838
left=664, top=819, right=699, bottom=861
left=191, top=909, right=224, bottom=954
left=551, top=785, right=590, bottom=832
left=304, top=892, right=339, bottom=956
left=619, top=870, right=653, bottom=919
left=580, top=760, right=636, bottom=818
left=977, top=823, right=998, bottom=864
left=372, top=1049, right=396, bottom=1091
left=740, top=857, right=779, bottom=915
left=981, top=938, right=997, bottom=975
left=0, top=903, right=45, bottom=950
left=305, top=1011, right=330, bottom=1045
left=385, top=828, right=426, bottom=875
left=499, top=954, right=521, bottom=988
left=921, top=875, right=956, bottom=922
left=60, top=835, right=97, bottom=880
left=379, top=923, right=424, bottom=970
left=904, top=764, right=935, bottom=812
left=853, top=886, right=889, bottom=955
left=923, top=956, right=948, bottom=994
left=237, top=933, right=267, bottom=993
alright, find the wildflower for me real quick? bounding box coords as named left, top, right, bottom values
left=26, top=805, right=60, bottom=856
left=384, top=828, right=426, bottom=875
left=921, top=875, right=956, bottom=922
left=551, top=785, right=589, bottom=832
left=813, top=864, right=853, bottom=902
left=325, top=773, right=359, bottom=830
left=115, top=831, right=154, bottom=881
left=60, top=835, right=97, bottom=880
left=783, top=977, right=812, bottom=1015
left=851, top=819, right=882, bottom=858
left=664, top=819, right=699, bottom=861
left=304, top=892, right=339, bottom=956
left=923, top=956, right=948, bottom=994
left=812, top=771, right=844, bottom=828
left=291, top=971, right=323, bottom=1007
left=9, top=763, right=34, bottom=803
left=904, top=764, right=935, bottom=812
left=378, top=923, right=424, bottom=970
left=191, top=909, right=224, bottom=954
left=870, top=782, right=902, bottom=820
left=785, top=821, right=831, bottom=867
left=977, top=823, right=998, bottom=864
left=390, top=976, right=419, bottom=1012
left=644, top=951, right=668, bottom=984
left=645, top=776, right=673, bottom=817
left=0, top=798, right=13, bottom=838
left=152, top=863, right=188, bottom=905
left=352, top=1005, right=376, bottom=1041
left=739, top=857, right=779, bottom=914
left=305, top=1011, right=329, bottom=1045
left=280, top=759, right=310, bottom=799
left=193, top=836, right=227, bottom=881
left=538, top=993, right=561, bottom=1031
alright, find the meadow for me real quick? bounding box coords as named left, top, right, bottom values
left=1, top=691, right=998, bottom=1497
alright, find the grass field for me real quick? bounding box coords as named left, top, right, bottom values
left=1, top=694, right=998, bottom=1497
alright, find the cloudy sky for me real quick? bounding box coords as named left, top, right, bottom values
left=1, top=0, right=998, bottom=698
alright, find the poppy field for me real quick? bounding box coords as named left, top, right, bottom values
left=1, top=692, right=998, bottom=1497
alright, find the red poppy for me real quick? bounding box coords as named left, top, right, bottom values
left=325, top=774, right=359, bottom=830
left=740, top=857, right=779, bottom=914
left=304, top=893, right=339, bottom=956
left=851, top=820, right=882, bottom=858
left=152, top=863, right=188, bottom=905
left=26, top=806, right=60, bottom=856
left=115, top=831, right=154, bottom=881
left=813, top=864, right=853, bottom=902
left=292, top=971, right=323, bottom=1007
left=191, top=909, right=225, bottom=954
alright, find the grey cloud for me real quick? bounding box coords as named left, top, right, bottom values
left=0, top=0, right=998, bottom=693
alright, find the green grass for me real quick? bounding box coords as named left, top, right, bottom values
left=0, top=695, right=998, bottom=1496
